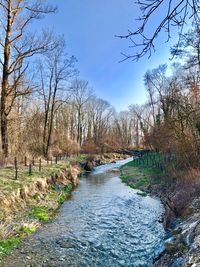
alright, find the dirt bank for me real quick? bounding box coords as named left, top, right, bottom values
left=154, top=178, right=200, bottom=266
left=82, top=152, right=128, bottom=171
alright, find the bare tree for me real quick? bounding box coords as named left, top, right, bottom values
left=144, top=71, right=158, bottom=125
left=117, top=0, right=200, bottom=61
left=69, top=79, right=93, bottom=146
left=0, top=0, right=56, bottom=160
left=38, top=40, right=77, bottom=158
left=171, top=27, right=200, bottom=70
left=87, top=97, right=113, bottom=147
left=114, top=111, right=133, bottom=148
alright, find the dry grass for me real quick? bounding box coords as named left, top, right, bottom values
left=0, top=161, right=79, bottom=261
left=0, top=161, right=70, bottom=196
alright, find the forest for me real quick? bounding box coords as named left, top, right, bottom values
left=0, top=0, right=146, bottom=164
left=0, top=0, right=199, bottom=174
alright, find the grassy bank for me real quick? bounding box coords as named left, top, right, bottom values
left=120, top=153, right=165, bottom=193
left=0, top=159, right=79, bottom=261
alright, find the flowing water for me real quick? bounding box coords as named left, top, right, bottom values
left=3, top=159, right=165, bottom=267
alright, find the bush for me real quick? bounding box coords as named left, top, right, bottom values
left=81, top=140, right=100, bottom=154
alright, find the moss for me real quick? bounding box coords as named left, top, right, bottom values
left=137, top=191, right=147, bottom=197
left=181, top=207, right=195, bottom=219
left=165, top=241, right=177, bottom=253
left=172, top=227, right=182, bottom=235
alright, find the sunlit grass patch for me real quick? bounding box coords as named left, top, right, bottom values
left=0, top=237, right=21, bottom=259
left=129, top=176, right=150, bottom=189
left=0, top=161, right=70, bottom=196
left=120, top=155, right=164, bottom=191
left=28, top=206, right=53, bottom=222
left=0, top=222, right=37, bottom=260
left=15, top=225, right=36, bottom=237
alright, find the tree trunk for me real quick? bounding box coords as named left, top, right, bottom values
left=45, top=80, right=57, bottom=158
left=1, top=1, right=11, bottom=160
left=1, top=93, right=8, bottom=159
left=77, top=108, right=81, bottom=145
left=45, top=109, right=54, bottom=158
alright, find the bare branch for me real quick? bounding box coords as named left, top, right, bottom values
left=117, top=0, right=200, bottom=60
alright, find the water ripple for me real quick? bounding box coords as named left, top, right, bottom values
left=3, top=159, right=165, bottom=267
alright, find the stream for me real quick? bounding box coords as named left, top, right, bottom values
left=3, top=158, right=165, bottom=267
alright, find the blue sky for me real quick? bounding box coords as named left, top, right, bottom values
left=40, top=0, right=177, bottom=111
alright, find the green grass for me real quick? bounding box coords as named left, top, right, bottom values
left=0, top=179, right=74, bottom=262
left=0, top=237, right=21, bottom=259
left=0, top=160, right=76, bottom=263
left=120, top=154, right=164, bottom=191
left=0, top=161, right=71, bottom=196
left=15, top=225, right=36, bottom=237
left=130, top=176, right=150, bottom=189
left=28, top=206, right=53, bottom=222
left=28, top=183, right=73, bottom=221
left=58, top=184, right=73, bottom=203
left=130, top=152, right=164, bottom=167
left=49, top=184, right=73, bottom=205
left=63, top=184, right=73, bottom=193
left=0, top=153, right=125, bottom=197
left=0, top=226, right=36, bottom=260
left=58, top=194, right=66, bottom=204
left=69, top=154, right=87, bottom=163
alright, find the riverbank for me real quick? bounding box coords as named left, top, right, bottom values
left=0, top=152, right=127, bottom=262
left=120, top=156, right=200, bottom=266
left=0, top=161, right=80, bottom=261
left=1, top=156, right=164, bottom=267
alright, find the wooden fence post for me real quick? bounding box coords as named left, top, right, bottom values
left=39, top=159, right=41, bottom=172
left=55, top=156, right=57, bottom=164
left=32, top=157, right=35, bottom=166
left=29, top=164, right=32, bottom=175
left=24, top=156, right=27, bottom=166
left=14, top=157, right=18, bottom=180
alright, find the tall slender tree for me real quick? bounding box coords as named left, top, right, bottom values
left=0, top=0, right=56, bottom=160
left=38, top=40, right=77, bottom=158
